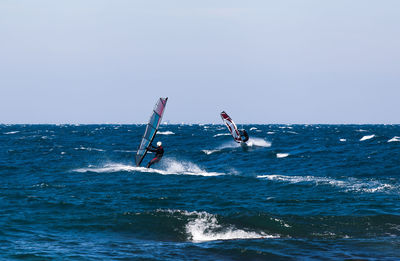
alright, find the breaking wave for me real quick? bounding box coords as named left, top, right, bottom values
left=245, top=138, right=271, bottom=147
left=360, top=135, right=375, bottom=141
left=158, top=131, right=175, bottom=135
left=73, top=159, right=224, bottom=177
left=4, top=131, right=20, bottom=135
left=276, top=153, right=289, bottom=158
left=157, top=210, right=276, bottom=242
left=257, top=175, right=397, bottom=194
left=213, top=133, right=231, bottom=137
left=202, top=149, right=219, bottom=155
left=388, top=136, right=400, bottom=143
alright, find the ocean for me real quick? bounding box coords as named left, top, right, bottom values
left=1, top=124, right=399, bottom=260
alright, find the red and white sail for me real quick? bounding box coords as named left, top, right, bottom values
left=220, top=111, right=242, bottom=143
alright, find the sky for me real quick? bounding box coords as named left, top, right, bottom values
left=1, top=0, right=399, bottom=124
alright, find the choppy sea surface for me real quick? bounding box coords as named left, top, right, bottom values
left=1, top=124, right=399, bottom=260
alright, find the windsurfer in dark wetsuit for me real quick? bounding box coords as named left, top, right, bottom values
left=239, top=129, right=249, bottom=143
left=146, top=141, right=164, bottom=168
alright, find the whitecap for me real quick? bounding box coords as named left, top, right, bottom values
left=4, top=131, right=19, bottom=135
left=276, top=153, right=289, bottom=158
left=339, top=138, right=346, bottom=142
left=202, top=150, right=219, bottom=155
left=74, top=146, right=105, bottom=152
left=250, top=127, right=257, bottom=131
left=183, top=210, right=276, bottom=242
left=73, top=159, right=224, bottom=177
left=388, top=136, right=400, bottom=143
left=257, top=175, right=396, bottom=194
left=256, top=175, right=345, bottom=186
left=245, top=138, right=271, bottom=148
left=158, top=131, right=175, bottom=135
left=360, top=135, right=375, bottom=141
left=213, top=133, right=231, bottom=137
left=267, top=132, right=275, bottom=135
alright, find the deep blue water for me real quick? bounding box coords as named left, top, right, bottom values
left=1, top=124, right=400, bottom=260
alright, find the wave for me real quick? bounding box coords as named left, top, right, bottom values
left=202, top=150, right=219, bottom=155
left=157, top=209, right=276, bottom=242
left=257, top=175, right=397, bottom=194
left=213, top=133, right=231, bottom=137
left=74, top=146, right=105, bottom=152
left=276, top=153, right=289, bottom=158
left=245, top=138, right=271, bottom=148
left=339, top=138, right=346, bottom=142
left=211, top=138, right=271, bottom=151
left=4, top=131, right=20, bottom=135
left=114, top=150, right=136, bottom=153
left=158, top=131, right=175, bottom=135
left=250, top=127, right=257, bottom=131
left=360, top=135, right=375, bottom=141
left=73, top=159, right=224, bottom=177
left=388, top=136, right=400, bottom=143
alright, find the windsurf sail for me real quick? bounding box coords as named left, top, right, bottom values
left=220, top=111, right=242, bottom=143
left=135, top=97, right=168, bottom=166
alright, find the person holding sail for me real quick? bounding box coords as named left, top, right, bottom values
left=239, top=129, right=249, bottom=143
left=146, top=141, right=164, bottom=168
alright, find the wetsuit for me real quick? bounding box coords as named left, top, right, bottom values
left=240, top=129, right=249, bottom=142
left=146, top=145, right=164, bottom=168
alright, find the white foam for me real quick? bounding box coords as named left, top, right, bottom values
left=388, top=136, right=400, bottom=143
left=267, top=132, right=275, bottom=134
left=250, top=127, right=257, bottom=131
left=276, top=153, right=289, bottom=158
left=272, top=218, right=291, bottom=228
left=74, top=146, right=105, bottom=152
left=360, top=134, right=375, bottom=141
left=158, top=131, right=175, bottom=135
left=4, top=131, right=19, bottom=135
left=183, top=211, right=276, bottom=242
left=245, top=138, right=271, bottom=148
left=213, top=133, right=231, bottom=137
left=257, top=175, right=396, bottom=194
left=202, top=150, right=219, bottom=155
left=73, top=159, right=224, bottom=177
left=339, top=138, right=346, bottom=142
left=257, top=175, right=345, bottom=187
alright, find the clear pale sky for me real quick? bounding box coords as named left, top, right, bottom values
left=1, top=1, right=399, bottom=124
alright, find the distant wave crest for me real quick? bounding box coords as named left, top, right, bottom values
left=388, top=136, right=400, bottom=143
left=158, top=131, right=175, bottom=135
left=360, top=135, right=375, bottom=141
left=257, top=174, right=397, bottom=194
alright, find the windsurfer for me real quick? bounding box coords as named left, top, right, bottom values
left=239, top=129, right=249, bottom=142
left=146, top=141, right=164, bottom=168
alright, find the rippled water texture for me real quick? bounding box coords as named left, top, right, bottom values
left=1, top=124, right=399, bottom=260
